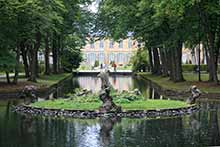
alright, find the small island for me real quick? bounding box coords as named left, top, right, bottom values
left=15, top=88, right=198, bottom=118
left=14, top=70, right=199, bottom=118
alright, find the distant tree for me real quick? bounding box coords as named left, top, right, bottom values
left=0, top=50, right=15, bottom=83
left=130, top=49, right=149, bottom=72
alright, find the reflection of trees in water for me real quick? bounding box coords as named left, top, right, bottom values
left=113, top=118, right=185, bottom=147
left=207, top=103, right=220, bottom=146
left=55, top=77, right=78, bottom=98
left=132, top=76, right=161, bottom=99
left=132, top=76, right=150, bottom=98
left=1, top=100, right=220, bottom=147
left=100, top=117, right=121, bottom=147
left=187, top=102, right=220, bottom=146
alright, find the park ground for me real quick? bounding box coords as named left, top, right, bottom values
left=0, top=73, right=72, bottom=94
left=138, top=72, right=220, bottom=94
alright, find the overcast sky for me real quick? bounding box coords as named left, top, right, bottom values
left=88, top=0, right=100, bottom=13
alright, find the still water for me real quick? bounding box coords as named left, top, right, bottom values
left=0, top=75, right=220, bottom=147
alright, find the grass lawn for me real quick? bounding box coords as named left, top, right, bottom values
left=0, top=73, right=72, bottom=93
left=138, top=72, right=220, bottom=93
left=31, top=99, right=189, bottom=111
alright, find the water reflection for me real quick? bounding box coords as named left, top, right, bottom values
left=0, top=100, right=220, bottom=147
left=75, top=75, right=161, bottom=99
left=75, top=75, right=133, bottom=93
left=1, top=75, right=220, bottom=147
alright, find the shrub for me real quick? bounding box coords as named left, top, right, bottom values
left=61, top=48, right=82, bottom=72
left=94, top=60, right=99, bottom=67
left=182, top=64, right=207, bottom=72
left=130, top=48, right=149, bottom=72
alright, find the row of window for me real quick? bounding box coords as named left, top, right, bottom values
left=89, top=39, right=132, bottom=49
left=84, top=53, right=132, bottom=64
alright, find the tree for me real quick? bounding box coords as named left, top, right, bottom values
left=130, top=48, right=149, bottom=72
left=0, top=0, right=93, bottom=83
left=0, top=50, right=15, bottom=84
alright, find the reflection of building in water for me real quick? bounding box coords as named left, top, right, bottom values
left=77, top=76, right=133, bottom=92
left=81, top=38, right=139, bottom=66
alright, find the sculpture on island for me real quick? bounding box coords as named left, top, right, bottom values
left=186, top=85, right=201, bottom=104
left=20, top=85, right=38, bottom=104
left=98, top=70, right=121, bottom=113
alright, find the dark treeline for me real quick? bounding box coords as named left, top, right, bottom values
left=96, top=0, right=220, bottom=84
left=0, top=0, right=93, bottom=83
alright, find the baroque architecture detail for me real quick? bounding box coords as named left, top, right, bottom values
left=81, top=38, right=139, bottom=66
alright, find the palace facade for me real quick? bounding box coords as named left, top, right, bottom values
left=81, top=38, right=139, bottom=66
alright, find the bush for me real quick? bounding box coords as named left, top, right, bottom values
left=94, top=60, right=99, bottom=67
left=130, top=48, right=149, bottom=72
left=182, top=64, right=207, bottom=72
left=61, top=48, right=82, bottom=72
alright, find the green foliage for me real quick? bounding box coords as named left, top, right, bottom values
left=130, top=49, right=149, bottom=72
left=0, top=0, right=94, bottom=82
left=96, top=0, right=220, bottom=82
left=0, top=50, right=15, bottom=72
left=61, top=48, right=82, bottom=72
left=94, top=60, right=99, bottom=67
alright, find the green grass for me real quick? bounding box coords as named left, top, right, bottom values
left=31, top=99, right=188, bottom=111
left=0, top=73, right=72, bottom=93
left=138, top=72, right=220, bottom=93
left=37, top=73, right=72, bottom=87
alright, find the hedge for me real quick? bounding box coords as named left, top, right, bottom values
left=182, top=64, right=220, bottom=72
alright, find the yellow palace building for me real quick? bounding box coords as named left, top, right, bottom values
left=81, top=38, right=139, bottom=66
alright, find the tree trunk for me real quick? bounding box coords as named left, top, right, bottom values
left=169, top=41, right=184, bottom=82
left=29, top=31, right=41, bottom=82
left=204, top=45, right=209, bottom=72
left=152, top=48, right=161, bottom=75
left=57, top=35, right=61, bottom=73
left=13, top=42, right=21, bottom=84
left=148, top=48, right=153, bottom=72
left=6, top=71, right=10, bottom=84
left=35, top=48, right=39, bottom=77
left=52, top=32, right=58, bottom=74
left=207, top=33, right=219, bottom=83
left=159, top=48, right=169, bottom=77
left=21, top=46, right=30, bottom=78
left=59, top=36, right=64, bottom=73
left=44, top=32, right=50, bottom=75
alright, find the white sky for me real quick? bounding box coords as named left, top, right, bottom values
left=88, top=0, right=100, bottom=13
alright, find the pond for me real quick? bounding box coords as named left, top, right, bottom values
left=0, top=75, right=220, bottom=147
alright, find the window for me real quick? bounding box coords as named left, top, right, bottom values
left=109, top=39, right=114, bottom=48
left=88, top=53, right=96, bottom=65
left=99, top=52, right=105, bottom=63
left=128, top=38, right=132, bottom=49
left=99, top=39, right=104, bottom=49
left=109, top=53, right=115, bottom=63
left=119, top=40, right=123, bottom=48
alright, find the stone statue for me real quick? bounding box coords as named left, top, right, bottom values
left=20, top=85, right=38, bottom=104
left=98, top=70, right=121, bottom=113
left=186, top=85, right=201, bottom=104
